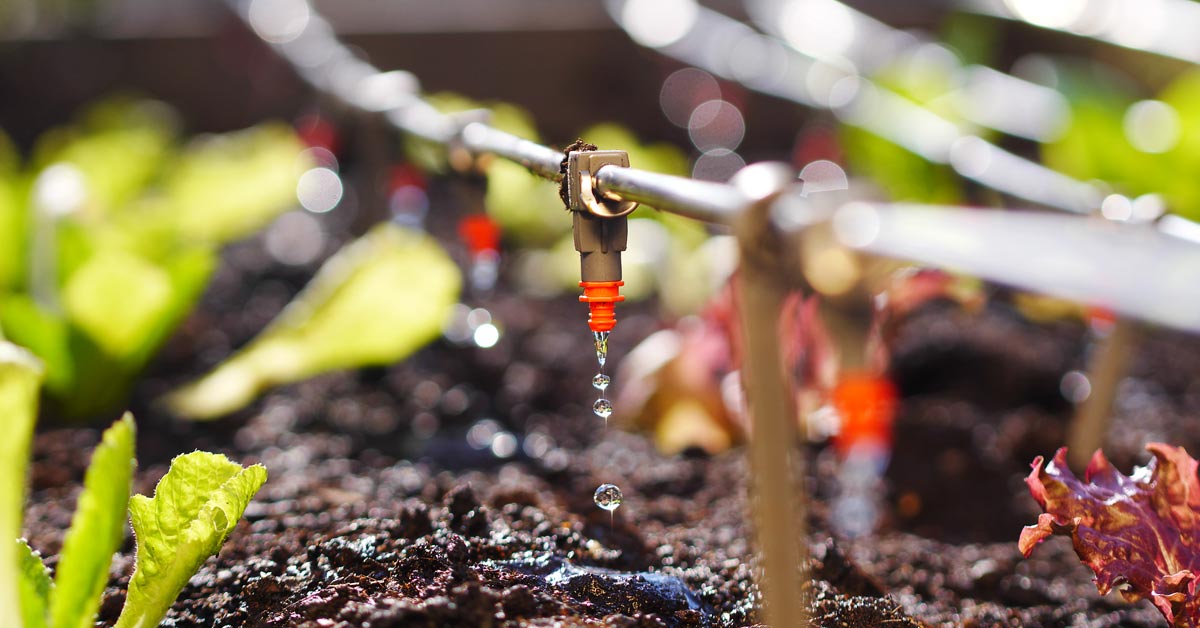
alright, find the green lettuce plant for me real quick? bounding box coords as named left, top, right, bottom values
left=0, top=99, right=305, bottom=419
left=0, top=340, right=268, bottom=628
left=167, top=222, right=462, bottom=419
left=1043, top=65, right=1200, bottom=222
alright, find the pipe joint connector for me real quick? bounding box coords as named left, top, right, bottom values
left=567, top=150, right=638, bottom=218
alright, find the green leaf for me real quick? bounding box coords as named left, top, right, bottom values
left=840, top=124, right=962, bottom=203
left=16, top=539, right=52, bottom=628
left=157, top=123, right=305, bottom=244
left=62, top=249, right=175, bottom=359
left=0, top=295, right=74, bottom=395
left=48, top=413, right=135, bottom=628
left=0, top=342, right=44, bottom=628
left=114, top=452, right=267, bottom=628
left=167, top=223, right=461, bottom=419
left=50, top=247, right=214, bottom=420
left=31, top=98, right=176, bottom=218
left=0, top=175, right=26, bottom=293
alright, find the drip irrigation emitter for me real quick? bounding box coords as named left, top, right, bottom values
left=564, top=148, right=638, bottom=335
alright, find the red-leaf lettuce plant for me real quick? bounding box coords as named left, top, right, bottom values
left=1019, top=444, right=1200, bottom=626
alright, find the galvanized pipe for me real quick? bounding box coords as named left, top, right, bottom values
left=460, top=122, right=565, bottom=181
left=593, top=165, right=749, bottom=225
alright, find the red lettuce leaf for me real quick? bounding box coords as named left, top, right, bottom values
left=1019, top=444, right=1200, bottom=626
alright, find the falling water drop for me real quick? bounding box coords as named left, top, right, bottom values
left=594, top=483, right=623, bottom=511
left=592, top=373, right=611, bottom=391
left=593, top=331, right=609, bottom=368
left=593, top=398, right=613, bottom=420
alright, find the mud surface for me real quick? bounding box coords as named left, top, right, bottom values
left=21, top=204, right=1200, bottom=627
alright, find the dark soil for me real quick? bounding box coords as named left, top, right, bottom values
left=21, top=183, right=1200, bottom=627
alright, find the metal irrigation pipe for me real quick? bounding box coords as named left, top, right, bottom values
left=963, top=0, right=1200, bottom=66
left=743, top=0, right=1072, bottom=143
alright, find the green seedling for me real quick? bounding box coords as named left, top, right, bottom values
left=167, top=222, right=462, bottom=419
left=0, top=340, right=267, bottom=628
left=0, top=342, right=43, bottom=624
left=115, top=451, right=267, bottom=628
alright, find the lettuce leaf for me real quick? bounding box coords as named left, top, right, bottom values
left=0, top=342, right=44, bottom=628
left=48, top=414, right=136, bottom=628
left=1019, top=445, right=1200, bottom=626
left=113, top=452, right=267, bottom=628
left=167, top=223, right=460, bottom=419
left=16, top=539, right=52, bottom=628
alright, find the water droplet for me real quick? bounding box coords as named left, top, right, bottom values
left=593, top=331, right=609, bottom=367
left=593, top=398, right=613, bottom=420
left=594, top=483, right=623, bottom=511
left=592, top=373, right=611, bottom=391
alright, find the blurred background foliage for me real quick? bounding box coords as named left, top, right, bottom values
left=0, top=98, right=304, bottom=418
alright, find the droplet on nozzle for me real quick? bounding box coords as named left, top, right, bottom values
left=593, top=330, right=609, bottom=367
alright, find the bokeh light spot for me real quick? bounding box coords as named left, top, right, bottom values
left=248, top=0, right=311, bottom=44
left=1003, top=0, right=1086, bottom=29
left=692, top=148, right=746, bottom=182
left=620, top=0, right=698, bottom=48
left=659, top=68, right=721, bottom=128
left=265, top=211, right=325, bottom=266
left=687, top=99, right=745, bottom=151
left=296, top=167, right=344, bottom=213
left=1124, top=100, right=1180, bottom=154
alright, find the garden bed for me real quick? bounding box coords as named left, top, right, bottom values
left=21, top=210, right=1200, bottom=627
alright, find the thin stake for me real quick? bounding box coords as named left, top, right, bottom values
left=1067, top=318, right=1136, bottom=470
left=737, top=260, right=808, bottom=627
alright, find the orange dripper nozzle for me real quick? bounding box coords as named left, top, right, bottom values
left=579, top=281, right=625, bottom=333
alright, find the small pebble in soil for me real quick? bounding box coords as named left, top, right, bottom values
left=592, top=373, right=610, bottom=391
left=594, top=483, right=622, bottom=511
left=593, top=398, right=613, bottom=420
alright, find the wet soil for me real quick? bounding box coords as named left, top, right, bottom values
left=20, top=206, right=1200, bottom=627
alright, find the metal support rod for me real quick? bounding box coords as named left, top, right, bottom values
left=738, top=262, right=808, bottom=627
left=1067, top=318, right=1137, bottom=470
left=731, top=164, right=808, bottom=628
